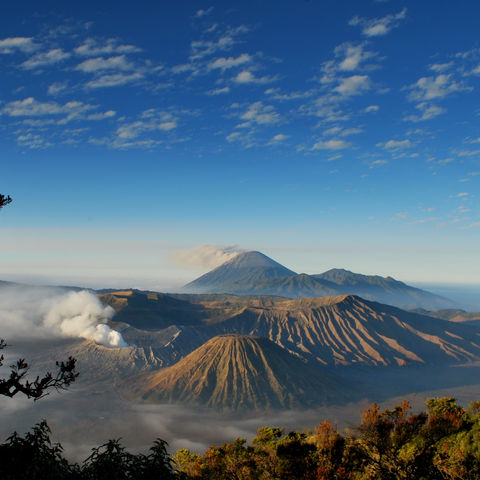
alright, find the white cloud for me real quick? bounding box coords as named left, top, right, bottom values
left=404, top=102, right=445, bottom=122
left=233, top=70, right=275, bottom=84
left=334, top=75, right=371, bottom=96
left=87, top=110, right=116, bottom=120
left=429, top=62, right=453, bottom=72
left=171, top=63, right=197, bottom=74
left=194, top=7, right=214, bottom=18
left=0, top=37, right=37, bottom=54
left=2, top=97, right=92, bottom=117
left=312, top=139, right=351, bottom=150
left=109, top=110, right=178, bottom=148
left=265, top=88, right=314, bottom=101
left=323, top=126, right=342, bottom=136
left=190, top=25, right=249, bottom=60
left=407, top=74, right=468, bottom=101
left=206, top=86, right=230, bottom=95
left=335, top=42, right=377, bottom=71
left=20, top=48, right=70, bottom=69
left=369, top=159, right=388, bottom=168
left=74, top=38, right=141, bottom=57
left=75, top=55, right=134, bottom=73
left=349, top=8, right=407, bottom=37
left=47, top=82, right=68, bottom=96
left=237, top=101, right=280, bottom=126
left=207, top=53, right=251, bottom=71
left=323, top=126, right=362, bottom=137
left=365, top=105, right=379, bottom=113
left=378, top=139, right=412, bottom=150
left=85, top=72, right=143, bottom=88
left=16, top=133, right=52, bottom=149
left=268, top=133, right=289, bottom=144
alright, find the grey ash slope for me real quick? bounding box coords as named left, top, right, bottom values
left=182, top=251, right=457, bottom=310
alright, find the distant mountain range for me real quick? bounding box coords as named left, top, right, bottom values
left=104, top=290, right=480, bottom=369
left=183, top=251, right=456, bottom=310
left=10, top=285, right=480, bottom=412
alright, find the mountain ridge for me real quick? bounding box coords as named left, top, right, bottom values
left=182, top=251, right=456, bottom=310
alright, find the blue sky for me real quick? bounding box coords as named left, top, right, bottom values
left=1, top=0, right=479, bottom=290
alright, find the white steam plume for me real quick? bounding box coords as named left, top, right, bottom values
left=171, top=244, right=245, bottom=269
left=0, top=286, right=129, bottom=348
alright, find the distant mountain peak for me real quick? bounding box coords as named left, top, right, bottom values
left=182, top=250, right=456, bottom=310
left=222, top=250, right=293, bottom=270
left=183, top=251, right=296, bottom=294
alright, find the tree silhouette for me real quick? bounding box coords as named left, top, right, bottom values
left=0, top=194, right=12, bottom=210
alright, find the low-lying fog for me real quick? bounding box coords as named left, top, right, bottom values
left=2, top=353, right=480, bottom=463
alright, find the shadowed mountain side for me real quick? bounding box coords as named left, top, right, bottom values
left=183, top=251, right=297, bottom=294
left=313, top=269, right=456, bottom=310
left=99, top=290, right=208, bottom=330
left=216, top=273, right=340, bottom=298
left=125, top=334, right=349, bottom=411
left=209, top=295, right=480, bottom=367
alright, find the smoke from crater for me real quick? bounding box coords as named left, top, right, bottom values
left=0, top=286, right=128, bottom=348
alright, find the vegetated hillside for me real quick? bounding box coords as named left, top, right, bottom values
left=126, top=334, right=347, bottom=410
left=182, top=251, right=457, bottom=310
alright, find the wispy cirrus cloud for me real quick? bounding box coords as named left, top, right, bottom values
left=334, top=42, right=378, bottom=72
left=232, top=70, right=276, bottom=85
left=349, top=8, right=407, bottom=37
left=75, top=55, right=134, bottom=73
left=207, top=53, right=251, bottom=71
left=312, top=139, right=351, bottom=150
left=334, top=75, right=371, bottom=96
left=85, top=72, right=144, bottom=89
left=377, top=139, right=412, bottom=150
left=268, top=133, right=289, bottom=145
left=235, top=101, right=281, bottom=127
left=97, top=109, right=181, bottom=149
left=20, top=48, right=70, bottom=70
left=74, top=38, right=141, bottom=57
left=407, top=74, right=469, bottom=102
left=404, top=102, right=445, bottom=122
left=0, top=37, right=38, bottom=54
left=193, top=7, right=214, bottom=19
left=2, top=97, right=92, bottom=118
left=190, top=25, right=249, bottom=61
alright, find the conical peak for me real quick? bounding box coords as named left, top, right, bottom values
left=223, top=251, right=293, bottom=271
